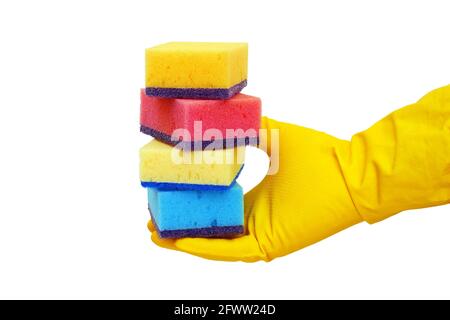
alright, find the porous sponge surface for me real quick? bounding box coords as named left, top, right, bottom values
left=140, top=139, right=245, bottom=186
left=140, top=90, right=261, bottom=141
left=148, top=183, right=244, bottom=234
left=145, top=42, right=248, bottom=89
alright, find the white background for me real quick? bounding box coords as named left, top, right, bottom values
left=0, top=0, right=449, bottom=299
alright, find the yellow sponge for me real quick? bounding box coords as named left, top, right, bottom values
left=145, top=42, right=248, bottom=99
left=140, top=139, right=245, bottom=189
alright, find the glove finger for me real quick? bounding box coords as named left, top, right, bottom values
left=147, top=219, right=156, bottom=232
left=148, top=220, right=179, bottom=250
left=173, top=235, right=266, bottom=262
left=150, top=231, right=178, bottom=251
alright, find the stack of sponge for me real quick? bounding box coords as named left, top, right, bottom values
left=140, top=42, right=261, bottom=238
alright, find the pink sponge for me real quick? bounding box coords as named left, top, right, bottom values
left=140, top=90, right=261, bottom=149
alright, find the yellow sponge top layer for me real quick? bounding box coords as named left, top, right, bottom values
left=140, top=139, right=245, bottom=186
left=145, top=42, right=248, bottom=89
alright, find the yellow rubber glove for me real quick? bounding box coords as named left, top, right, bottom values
left=149, top=85, right=450, bottom=262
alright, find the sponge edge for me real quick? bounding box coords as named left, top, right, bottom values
left=150, top=217, right=244, bottom=238
left=140, top=125, right=259, bottom=150
left=148, top=183, right=244, bottom=238
left=145, top=80, right=247, bottom=100
left=140, top=139, right=245, bottom=188
left=141, top=164, right=244, bottom=190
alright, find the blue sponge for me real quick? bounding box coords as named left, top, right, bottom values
left=148, top=183, right=244, bottom=238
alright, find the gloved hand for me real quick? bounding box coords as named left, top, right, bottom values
left=149, top=85, right=450, bottom=262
